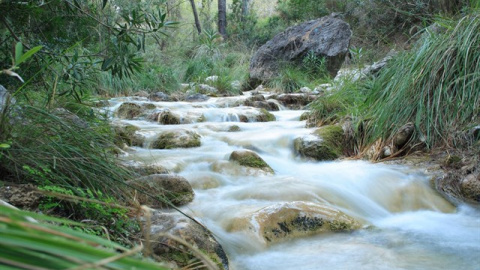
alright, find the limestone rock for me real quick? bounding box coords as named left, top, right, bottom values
left=229, top=150, right=274, bottom=173
left=459, top=174, right=480, bottom=204
left=185, top=93, right=209, bottom=102
left=244, top=95, right=280, bottom=111
left=116, top=102, right=143, bottom=119
left=249, top=14, right=352, bottom=86
left=256, top=109, right=276, bottom=122
left=151, top=129, right=201, bottom=149
left=147, top=210, right=229, bottom=269
left=148, top=110, right=181, bottom=125
left=228, top=201, right=361, bottom=245
left=113, top=124, right=141, bottom=147
left=0, top=184, right=42, bottom=210
left=124, top=163, right=170, bottom=176
left=149, top=92, right=170, bottom=102
left=393, top=122, right=415, bottom=149
left=273, top=93, right=316, bottom=109
left=294, top=125, right=344, bottom=161
left=127, top=174, right=194, bottom=207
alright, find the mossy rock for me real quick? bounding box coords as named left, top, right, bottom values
left=151, top=130, right=201, bottom=149
left=229, top=150, right=274, bottom=173
left=158, top=110, right=181, bottom=125
left=294, top=124, right=344, bottom=161
left=148, top=211, right=229, bottom=270
left=228, top=125, right=241, bottom=132
left=228, top=201, right=361, bottom=245
left=113, top=124, right=140, bottom=147
left=116, top=102, right=143, bottom=119
left=256, top=108, right=276, bottom=122
left=127, top=174, right=194, bottom=207
left=142, top=103, right=157, bottom=110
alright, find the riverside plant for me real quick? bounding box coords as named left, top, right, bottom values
left=0, top=205, right=171, bottom=270
left=361, top=13, right=480, bottom=149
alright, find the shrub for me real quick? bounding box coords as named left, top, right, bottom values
left=361, top=13, right=480, bottom=149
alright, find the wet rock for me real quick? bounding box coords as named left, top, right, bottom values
left=147, top=210, right=229, bottom=270
left=124, top=163, right=171, bottom=176
left=460, top=174, right=480, bottom=204
left=228, top=201, right=361, bottom=245
left=113, top=124, right=142, bottom=147
left=148, top=110, right=181, bottom=125
left=93, top=99, right=110, bottom=107
left=256, top=109, right=276, bottom=122
left=249, top=14, right=351, bottom=87
left=228, top=125, right=241, bottom=132
left=127, top=174, right=194, bottom=207
left=229, top=150, right=274, bottom=173
left=294, top=125, right=344, bottom=161
left=244, top=95, right=280, bottom=111
left=274, top=93, right=316, bottom=109
left=149, top=91, right=170, bottom=102
left=133, top=90, right=149, bottom=98
left=211, top=160, right=272, bottom=177
left=435, top=172, right=480, bottom=206
left=151, top=129, right=201, bottom=149
left=185, top=93, right=209, bottom=102
left=0, top=184, right=42, bottom=210
left=393, top=122, right=415, bottom=149
left=116, top=102, right=143, bottom=119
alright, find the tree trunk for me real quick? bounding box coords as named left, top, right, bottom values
left=189, top=0, right=202, bottom=34
left=241, top=0, right=250, bottom=18
left=218, top=0, right=227, bottom=39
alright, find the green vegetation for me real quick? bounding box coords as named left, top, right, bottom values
left=1, top=0, right=480, bottom=267
left=0, top=205, right=168, bottom=270
left=361, top=13, right=480, bottom=149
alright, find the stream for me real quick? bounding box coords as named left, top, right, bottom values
left=108, top=92, right=480, bottom=270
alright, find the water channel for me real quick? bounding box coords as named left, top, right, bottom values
left=108, top=92, right=480, bottom=270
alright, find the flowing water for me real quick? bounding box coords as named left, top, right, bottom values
left=108, top=93, right=480, bottom=270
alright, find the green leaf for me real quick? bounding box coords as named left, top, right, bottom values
left=101, top=57, right=115, bottom=71
left=102, top=0, right=108, bottom=9
left=0, top=143, right=10, bottom=149
left=15, top=42, right=23, bottom=65
left=16, top=46, right=43, bottom=66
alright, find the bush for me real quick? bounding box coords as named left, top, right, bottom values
left=361, top=13, right=480, bottom=149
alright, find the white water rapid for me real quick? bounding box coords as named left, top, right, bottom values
left=108, top=93, right=480, bottom=270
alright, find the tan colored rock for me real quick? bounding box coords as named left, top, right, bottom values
left=116, top=102, right=143, bottom=119
left=151, top=130, right=201, bottom=149
left=127, top=174, right=194, bottom=207
left=228, top=201, right=361, bottom=245
left=147, top=210, right=229, bottom=270
left=460, top=174, right=480, bottom=204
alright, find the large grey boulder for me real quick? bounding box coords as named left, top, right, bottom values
left=249, top=14, right=352, bottom=87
